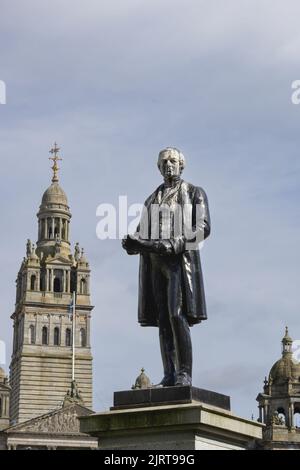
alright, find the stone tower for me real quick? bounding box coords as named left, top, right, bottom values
left=256, top=328, right=300, bottom=449
left=0, top=368, right=10, bottom=430
left=9, top=144, right=93, bottom=424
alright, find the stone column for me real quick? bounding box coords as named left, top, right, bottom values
left=263, top=404, right=268, bottom=424
left=87, top=315, right=91, bottom=347
left=7, top=444, right=15, bottom=450
left=37, top=269, right=40, bottom=292
left=258, top=406, right=262, bottom=423
left=49, top=315, right=52, bottom=346
left=52, top=218, right=55, bottom=239
left=67, top=270, right=71, bottom=293
left=36, top=314, right=41, bottom=345
left=51, top=269, right=54, bottom=292
left=44, top=218, right=47, bottom=239
left=60, top=315, right=64, bottom=346
left=59, top=218, right=62, bottom=239
left=289, top=402, right=294, bottom=428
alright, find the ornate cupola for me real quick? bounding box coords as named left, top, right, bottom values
left=256, top=328, right=300, bottom=449
left=10, top=144, right=93, bottom=425
left=36, top=142, right=72, bottom=262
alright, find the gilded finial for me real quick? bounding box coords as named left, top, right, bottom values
left=49, top=142, right=62, bottom=182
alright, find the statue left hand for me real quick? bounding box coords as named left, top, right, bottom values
left=123, top=235, right=173, bottom=255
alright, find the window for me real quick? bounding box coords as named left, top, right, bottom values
left=29, top=325, right=35, bottom=345
left=66, top=328, right=71, bottom=347
left=30, top=274, right=36, bottom=291
left=80, top=278, right=87, bottom=294
left=42, top=326, right=48, bottom=345
left=40, top=269, right=46, bottom=291
left=54, top=277, right=61, bottom=293
left=80, top=328, right=86, bottom=347
left=62, top=220, right=66, bottom=240
left=41, top=219, right=45, bottom=238
left=47, top=218, right=52, bottom=238
left=54, top=327, right=60, bottom=346
left=294, top=407, right=300, bottom=428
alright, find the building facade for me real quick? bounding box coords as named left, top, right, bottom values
left=0, top=368, right=10, bottom=430
left=9, top=147, right=93, bottom=424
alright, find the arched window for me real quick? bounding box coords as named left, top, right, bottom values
left=66, top=328, right=71, bottom=347
left=42, top=326, right=48, bottom=345
left=41, top=219, right=45, bottom=239
left=47, top=218, right=52, bottom=238
left=30, top=274, right=36, bottom=291
left=29, top=325, right=35, bottom=345
left=294, top=407, right=300, bottom=428
left=54, top=225, right=59, bottom=238
left=277, top=407, right=286, bottom=425
left=80, top=278, right=87, bottom=294
left=54, top=277, right=61, bottom=293
left=54, top=327, right=60, bottom=346
left=40, top=269, right=46, bottom=292
left=80, top=328, right=86, bottom=347
left=62, top=220, right=66, bottom=240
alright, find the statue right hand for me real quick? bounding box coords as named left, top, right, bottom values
left=122, top=235, right=140, bottom=255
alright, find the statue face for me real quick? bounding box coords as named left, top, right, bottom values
left=159, top=150, right=181, bottom=178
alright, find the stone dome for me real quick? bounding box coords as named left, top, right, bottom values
left=269, top=355, right=300, bottom=384
left=132, top=368, right=152, bottom=390
left=41, top=182, right=68, bottom=207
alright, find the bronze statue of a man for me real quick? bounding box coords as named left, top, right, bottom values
left=122, top=147, right=211, bottom=386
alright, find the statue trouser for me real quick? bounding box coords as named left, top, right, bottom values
left=150, top=253, right=192, bottom=386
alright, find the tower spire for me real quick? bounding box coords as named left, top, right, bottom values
left=282, top=326, right=293, bottom=355
left=49, top=142, right=62, bottom=182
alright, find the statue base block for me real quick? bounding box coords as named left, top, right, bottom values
left=113, top=385, right=230, bottom=411
left=79, top=386, right=263, bottom=450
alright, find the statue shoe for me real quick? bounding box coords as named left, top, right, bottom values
left=153, top=374, right=176, bottom=388
left=175, top=373, right=192, bottom=387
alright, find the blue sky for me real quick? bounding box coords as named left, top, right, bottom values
left=1, top=0, right=300, bottom=419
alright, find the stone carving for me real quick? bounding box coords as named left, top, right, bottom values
left=19, top=407, right=80, bottom=434
left=55, top=237, right=62, bottom=254
left=63, top=380, right=84, bottom=407
left=26, top=239, right=32, bottom=257
left=74, top=242, right=80, bottom=261
left=271, top=411, right=285, bottom=426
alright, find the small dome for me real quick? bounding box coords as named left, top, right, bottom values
left=132, top=368, right=152, bottom=390
left=41, top=182, right=68, bottom=207
left=269, top=355, right=300, bottom=384
left=78, top=248, right=89, bottom=267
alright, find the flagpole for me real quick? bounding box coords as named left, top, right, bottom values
left=72, top=290, right=76, bottom=381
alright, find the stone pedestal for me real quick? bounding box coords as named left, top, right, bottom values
left=79, top=387, right=263, bottom=450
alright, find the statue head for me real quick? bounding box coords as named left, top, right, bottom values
left=157, top=147, right=185, bottom=179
